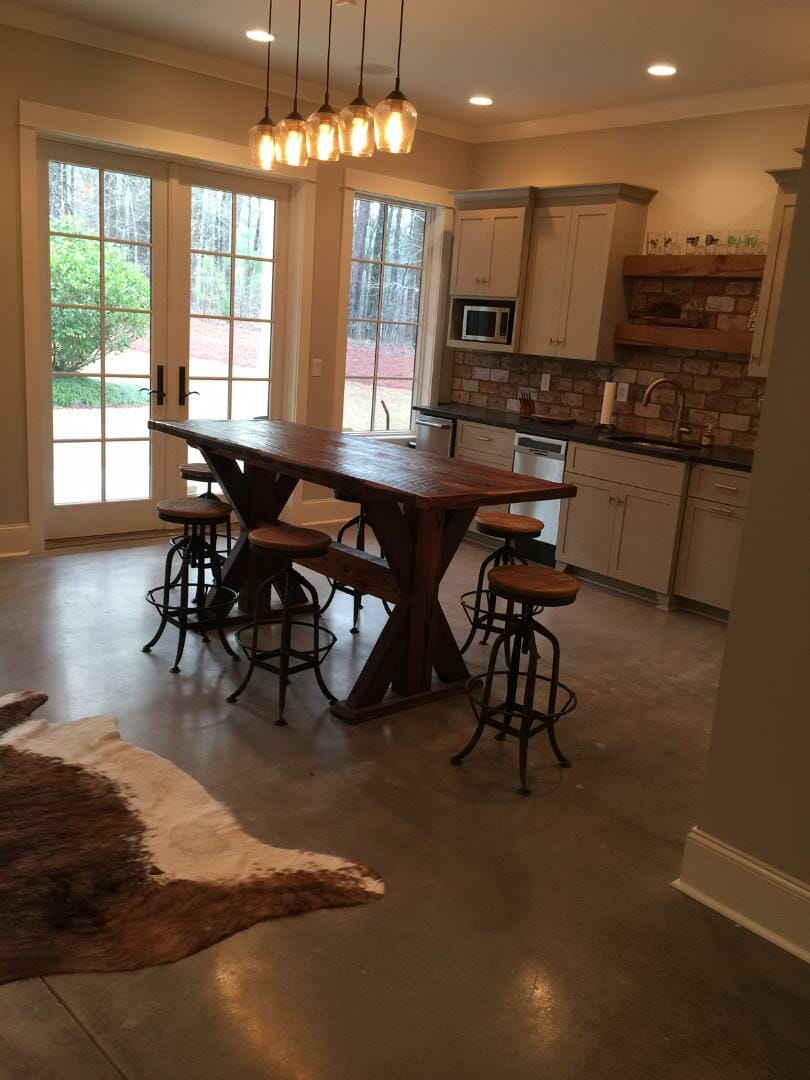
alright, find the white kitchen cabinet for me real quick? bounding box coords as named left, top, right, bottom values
left=749, top=168, right=800, bottom=378
left=674, top=499, right=746, bottom=611
left=557, top=444, right=687, bottom=601
left=520, top=185, right=654, bottom=362
left=450, top=207, right=526, bottom=298
left=453, top=420, right=514, bottom=516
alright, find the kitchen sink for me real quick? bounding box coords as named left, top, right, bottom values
left=610, top=435, right=699, bottom=453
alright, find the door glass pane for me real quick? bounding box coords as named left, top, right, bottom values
left=384, top=205, right=426, bottom=265
left=106, top=440, right=150, bottom=501
left=49, top=162, right=99, bottom=235
left=342, top=378, right=373, bottom=432
left=105, top=377, right=151, bottom=437
left=103, top=173, right=151, bottom=242
left=104, top=243, right=150, bottom=308
left=53, top=441, right=101, bottom=505
left=52, top=375, right=101, bottom=439
left=347, top=321, right=376, bottom=377
left=188, top=379, right=229, bottom=419
left=233, top=321, right=271, bottom=378
left=51, top=307, right=101, bottom=374
left=349, top=262, right=381, bottom=320
left=190, top=317, right=230, bottom=377
left=352, top=198, right=383, bottom=260
left=231, top=380, right=268, bottom=419
left=381, top=265, right=421, bottom=322
left=378, top=322, right=417, bottom=378
left=191, top=187, right=232, bottom=253
left=235, top=194, right=274, bottom=258
left=234, top=258, right=273, bottom=319
left=105, top=316, right=150, bottom=375
left=50, top=236, right=100, bottom=304
left=190, top=253, right=231, bottom=315
left=374, top=380, right=414, bottom=432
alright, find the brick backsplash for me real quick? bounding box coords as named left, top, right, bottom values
left=450, top=277, right=765, bottom=450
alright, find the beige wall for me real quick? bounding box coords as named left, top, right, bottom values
left=690, top=134, right=810, bottom=885
left=472, top=107, right=808, bottom=236
left=0, top=26, right=474, bottom=526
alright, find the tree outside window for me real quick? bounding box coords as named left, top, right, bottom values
left=343, top=197, right=427, bottom=432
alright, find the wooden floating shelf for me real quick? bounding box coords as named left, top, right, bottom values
left=623, top=254, right=766, bottom=279
left=615, top=323, right=753, bottom=355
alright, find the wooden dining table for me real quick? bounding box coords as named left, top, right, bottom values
left=149, top=419, right=576, bottom=723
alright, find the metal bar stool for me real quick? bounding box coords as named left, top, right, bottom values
left=452, top=564, right=579, bottom=796
left=227, top=522, right=337, bottom=725
left=320, top=492, right=392, bottom=633
left=143, top=497, right=240, bottom=673
left=180, top=461, right=234, bottom=554
left=459, top=512, right=544, bottom=655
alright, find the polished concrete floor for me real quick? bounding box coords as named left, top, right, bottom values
left=1, top=536, right=808, bottom=1080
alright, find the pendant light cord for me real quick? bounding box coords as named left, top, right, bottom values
left=324, top=0, right=334, bottom=106
left=395, top=0, right=404, bottom=91
left=358, top=0, right=368, bottom=99
left=293, top=0, right=302, bottom=112
left=263, top=0, right=273, bottom=118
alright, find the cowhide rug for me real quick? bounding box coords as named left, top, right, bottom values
left=0, top=692, right=382, bottom=985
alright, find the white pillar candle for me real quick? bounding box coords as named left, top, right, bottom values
left=600, top=381, right=617, bottom=426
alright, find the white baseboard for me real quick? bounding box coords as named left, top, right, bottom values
left=0, top=524, right=31, bottom=558
left=674, top=828, right=810, bottom=963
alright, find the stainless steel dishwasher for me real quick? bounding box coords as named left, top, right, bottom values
left=413, top=412, right=455, bottom=455
left=511, top=433, right=568, bottom=560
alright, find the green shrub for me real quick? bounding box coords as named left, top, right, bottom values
left=52, top=377, right=145, bottom=408
left=51, top=218, right=150, bottom=372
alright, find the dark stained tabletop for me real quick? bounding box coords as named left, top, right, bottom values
left=149, top=419, right=577, bottom=510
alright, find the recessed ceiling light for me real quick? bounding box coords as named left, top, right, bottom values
left=246, top=29, right=275, bottom=42
left=469, top=96, right=493, bottom=106
left=647, top=63, right=676, bottom=77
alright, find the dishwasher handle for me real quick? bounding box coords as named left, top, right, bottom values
left=415, top=419, right=452, bottom=429
left=515, top=447, right=565, bottom=461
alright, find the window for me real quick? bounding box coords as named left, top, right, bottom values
left=343, top=196, right=428, bottom=433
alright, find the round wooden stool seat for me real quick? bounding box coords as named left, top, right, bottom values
left=157, top=496, right=231, bottom=525
left=249, top=521, right=331, bottom=559
left=475, top=512, right=544, bottom=539
left=488, top=565, right=579, bottom=607
left=179, top=462, right=215, bottom=483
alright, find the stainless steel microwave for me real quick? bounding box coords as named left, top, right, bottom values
left=461, top=304, right=511, bottom=344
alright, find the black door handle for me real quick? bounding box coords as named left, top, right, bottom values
left=178, top=365, right=199, bottom=407
left=140, top=364, right=165, bottom=406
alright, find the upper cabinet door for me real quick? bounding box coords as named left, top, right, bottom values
left=450, top=210, right=492, bottom=296
left=520, top=206, right=571, bottom=356
left=485, top=207, right=526, bottom=297
left=750, top=197, right=795, bottom=378
left=556, top=204, right=615, bottom=361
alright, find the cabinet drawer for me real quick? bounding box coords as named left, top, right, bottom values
left=688, top=465, right=750, bottom=508
left=456, top=421, right=515, bottom=461
left=454, top=443, right=513, bottom=471
left=566, top=442, right=687, bottom=495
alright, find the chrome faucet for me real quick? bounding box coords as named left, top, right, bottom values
left=642, top=378, right=689, bottom=442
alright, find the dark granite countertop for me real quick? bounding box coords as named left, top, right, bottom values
left=413, top=403, right=754, bottom=473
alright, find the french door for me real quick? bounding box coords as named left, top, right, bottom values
left=40, top=144, right=288, bottom=540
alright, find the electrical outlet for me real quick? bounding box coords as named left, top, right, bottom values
left=312, top=357, right=323, bottom=377
left=540, top=373, right=551, bottom=392
left=616, top=381, right=629, bottom=403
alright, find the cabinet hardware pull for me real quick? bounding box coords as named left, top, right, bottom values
left=707, top=506, right=733, bottom=515
left=713, top=483, right=738, bottom=492
left=751, top=353, right=759, bottom=362
left=476, top=436, right=492, bottom=442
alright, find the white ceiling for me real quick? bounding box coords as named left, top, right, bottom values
left=12, top=0, right=810, bottom=129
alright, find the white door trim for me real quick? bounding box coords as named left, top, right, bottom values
left=674, top=827, right=810, bottom=963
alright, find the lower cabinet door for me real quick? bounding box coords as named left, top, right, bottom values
left=675, top=498, right=746, bottom=610
left=556, top=472, right=616, bottom=575
left=609, top=484, right=682, bottom=593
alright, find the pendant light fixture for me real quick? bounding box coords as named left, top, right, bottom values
left=247, top=0, right=276, bottom=170
left=373, top=0, right=417, bottom=153
left=275, top=0, right=309, bottom=166
left=306, top=0, right=341, bottom=162
left=339, top=0, right=375, bottom=158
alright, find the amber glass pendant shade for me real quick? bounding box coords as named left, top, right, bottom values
left=373, top=88, right=417, bottom=154
left=339, top=98, right=376, bottom=157
left=275, top=113, right=309, bottom=166
left=306, top=104, right=341, bottom=162
left=248, top=115, right=276, bottom=170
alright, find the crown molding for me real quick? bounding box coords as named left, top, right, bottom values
left=2, top=0, right=808, bottom=148
left=0, top=0, right=471, bottom=143
left=469, top=81, right=810, bottom=143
